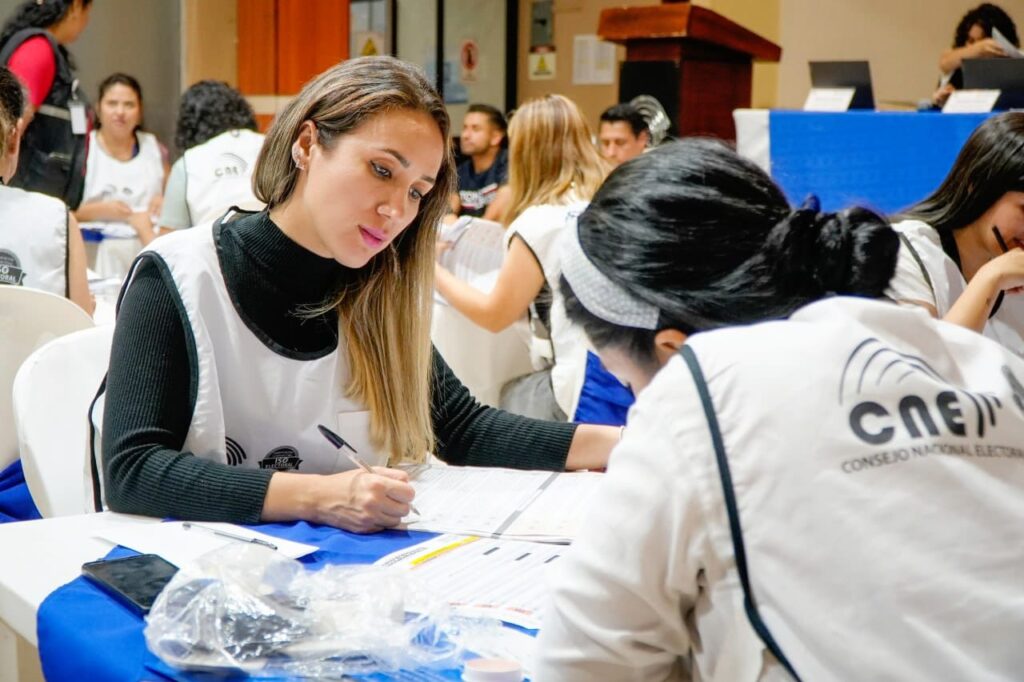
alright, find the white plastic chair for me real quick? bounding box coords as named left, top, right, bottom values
left=0, top=287, right=93, bottom=470
left=13, top=325, right=113, bottom=517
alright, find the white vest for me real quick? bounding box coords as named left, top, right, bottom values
left=115, top=219, right=384, bottom=474
left=888, top=219, right=1024, bottom=357
left=184, top=130, right=265, bottom=225
left=538, top=297, right=1024, bottom=680
left=83, top=130, right=164, bottom=215
left=679, top=298, right=1024, bottom=679
left=504, top=201, right=591, bottom=417
left=0, top=184, right=67, bottom=296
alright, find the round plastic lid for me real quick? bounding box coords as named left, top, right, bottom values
left=461, top=657, right=524, bottom=682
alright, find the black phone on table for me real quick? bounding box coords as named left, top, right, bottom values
left=81, top=553, right=179, bottom=615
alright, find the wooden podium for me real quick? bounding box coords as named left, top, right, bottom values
left=598, top=2, right=781, bottom=141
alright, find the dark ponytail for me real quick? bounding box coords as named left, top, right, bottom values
left=561, top=138, right=898, bottom=363
left=0, top=0, right=90, bottom=50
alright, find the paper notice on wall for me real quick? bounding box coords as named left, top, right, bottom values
left=572, top=35, right=615, bottom=85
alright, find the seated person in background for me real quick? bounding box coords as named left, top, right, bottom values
left=0, top=65, right=91, bottom=314
left=75, top=73, right=168, bottom=279
left=158, top=80, right=265, bottom=231
left=435, top=94, right=620, bottom=422
left=597, top=103, right=649, bottom=168
left=887, top=112, right=1024, bottom=357
left=932, top=3, right=1018, bottom=107
left=100, top=57, right=618, bottom=531
left=537, top=138, right=1024, bottom=681
left=449, top=102, right=508, bottom=222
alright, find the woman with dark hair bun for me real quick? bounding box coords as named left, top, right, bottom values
left=157, top=80, right=265, bottom=232
left=888, top=112, right=1024, bottom=356
left=537, top=138, right=1024, bottom=680
left=0, top=0, right=92, bottom=207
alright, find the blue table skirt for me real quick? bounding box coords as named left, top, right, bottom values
left=768, top=111, right=992, bottom=215
left=0, top=459, right=41, bottom=523
left=37, top=522, right=501, bottom=681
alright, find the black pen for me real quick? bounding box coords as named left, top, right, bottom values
left=181, top=522, right=278, bottom=550
left=317, top=424, right=421, bottom=516
left=991, top=225, right=1008, bottom=318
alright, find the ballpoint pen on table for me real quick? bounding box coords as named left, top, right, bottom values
left=317, top=424, right=422, bottom=516
left=181, top=522, right=278, bottom=550
left=991, top=225, right=1009, bottom=318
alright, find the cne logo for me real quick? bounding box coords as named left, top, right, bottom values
left=225, top=437, right=247, bottom=466
left=0, top=249, right=26, bottom=286
left=213, top=152, right=249, bottom=178
left=839, top=338, right=1002, bottom=445
left=259, top=446, right=302, bottom=471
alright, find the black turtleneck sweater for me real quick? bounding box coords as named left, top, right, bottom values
left=102, top=211, right=577, bottom=523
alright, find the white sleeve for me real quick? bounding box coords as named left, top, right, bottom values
left=535, top=362, right=713, bottom=681
left=885, top=236, right=938, bottom=309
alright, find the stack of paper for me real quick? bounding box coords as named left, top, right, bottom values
left=402, top=466, right=602, bottom=544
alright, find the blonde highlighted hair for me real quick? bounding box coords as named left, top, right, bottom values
left=253, top=56, right=455, bottom=463
left=504, top=94, right=607, bottom=224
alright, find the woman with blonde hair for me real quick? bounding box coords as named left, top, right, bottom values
left=97, top=58, right=617, bottom=532
left=435, top=94, right=620, bottom=421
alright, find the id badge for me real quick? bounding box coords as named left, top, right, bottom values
left=69, top=101, right=87, bottom=134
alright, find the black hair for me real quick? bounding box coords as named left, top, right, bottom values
left=174, top=79, right=257, bottom=152
left=600, top=103, right=649, bottom=138
left=0, top=65, right=24, bottom=124
left=466, top=102, right=507, bottom=135
left=902, top=112, right=1024, bottom=235
left=561, top=138, right=899, bottom=366
left=953, top=3, right=1018, bottom=47
left=94, top=72, right=143, bottom=131
left=0, top=0, right=91, bottom=50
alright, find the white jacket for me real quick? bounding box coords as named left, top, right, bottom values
left=537, top=297, right=1024, bottom=681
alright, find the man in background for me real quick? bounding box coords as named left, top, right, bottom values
left=598, top=103, right=650, bottom=168
left=451, top=103, right=508, bottom=221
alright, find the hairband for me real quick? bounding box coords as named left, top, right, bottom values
left=560, top=212, right=660, bottom=331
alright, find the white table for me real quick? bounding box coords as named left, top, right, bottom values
left=0, top=513, right=160, bottom=680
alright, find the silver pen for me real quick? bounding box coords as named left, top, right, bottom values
left=181, top=522, right=278, bottom=550
left=317, top=424, right=421, bottom=516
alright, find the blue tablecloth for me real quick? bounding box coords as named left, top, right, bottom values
left=0, top=459, right=41, bottom=523
left=768, top=111, right=993, bottom=214
left=37, top=522, right=520, bottom=681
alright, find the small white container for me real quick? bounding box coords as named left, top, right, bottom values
left=461, top=657, right=524, bottom=682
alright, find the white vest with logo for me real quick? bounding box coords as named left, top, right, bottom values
left=0, top=183, right=67, bottom=295
left=83, top=130, right=164, bottom=214
left=184, top=130, right=265, bottom=225
left=117, top=218, right=384, bottom=474
left=679, top=297, right=1024, bottom=679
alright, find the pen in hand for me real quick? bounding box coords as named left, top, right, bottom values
left=317, top=424, right=421, bottom=517
left=181, top=522, right=278, bottom=550
left=991, top=225, right=1011, bottom=317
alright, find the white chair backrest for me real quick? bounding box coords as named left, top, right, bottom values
left=1, top=287, right=93, bottom=469
left=13, top=325, right=113, bottom=517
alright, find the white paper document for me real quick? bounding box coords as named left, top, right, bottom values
left=402, top=466, right=603, bottom=543
left=435, top=216, right=505, bottom=305
left=376, top=533, right=564, bottom=630
left=95, top=521, right=318, bottom=568
left=993, top=27, right=1024, bottom=59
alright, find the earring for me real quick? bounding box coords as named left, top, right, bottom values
left=292, top=148, right=304, bottom=171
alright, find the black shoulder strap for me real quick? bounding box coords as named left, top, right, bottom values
left=679, top=344, right=802, bottom=681
left=88, top=375, right=107, bottom=512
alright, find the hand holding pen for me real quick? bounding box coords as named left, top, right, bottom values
left=318, top=424, right=421, bottom=518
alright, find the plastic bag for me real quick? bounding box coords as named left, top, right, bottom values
left=144, top=543, right=474, bottom=678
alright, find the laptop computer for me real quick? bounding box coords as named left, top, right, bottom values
left=961, top=58, right=1024, bottom=109
left=809, top=61, right=875, bottom=110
